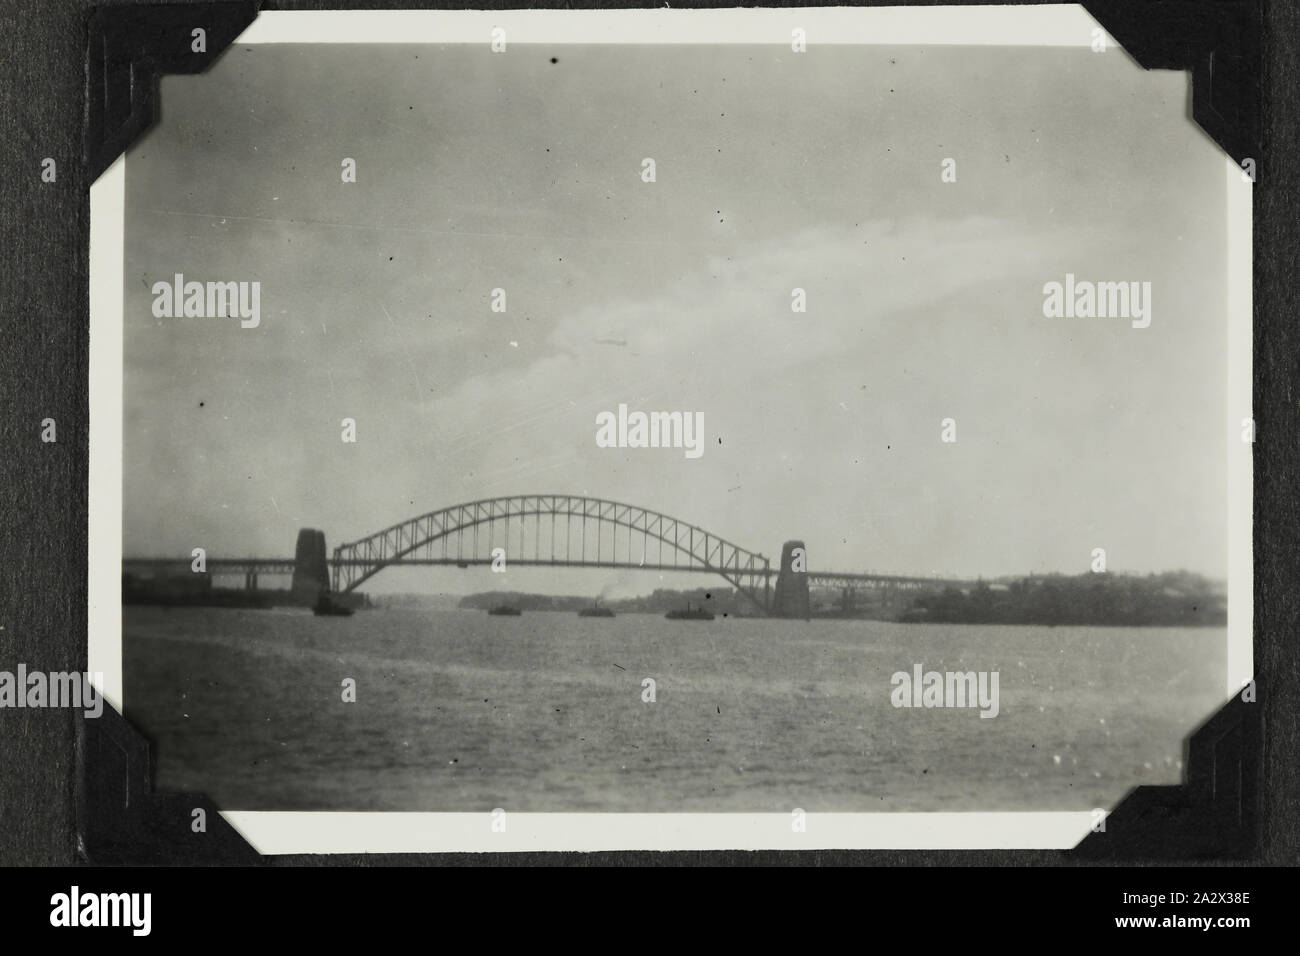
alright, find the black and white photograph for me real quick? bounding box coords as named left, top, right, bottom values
left=87, top=7, right=1252, bottom=853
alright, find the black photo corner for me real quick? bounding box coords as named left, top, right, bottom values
left=1, top=0, right=1295, bottom=929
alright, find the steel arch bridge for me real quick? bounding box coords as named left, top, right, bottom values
left=330, top=494, right=776, bottom=611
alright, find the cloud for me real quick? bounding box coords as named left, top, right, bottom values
left=417, top=215, right=1073, bottom=475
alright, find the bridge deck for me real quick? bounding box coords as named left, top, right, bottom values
left=123, top=556, right=969, bottom=590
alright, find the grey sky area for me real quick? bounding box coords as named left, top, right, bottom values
left=122, top=43, right=1229, bottom=593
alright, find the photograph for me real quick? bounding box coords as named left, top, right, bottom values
left=90, top=8, right=1251, bottom=851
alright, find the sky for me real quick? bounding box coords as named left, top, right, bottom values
left=121, top=42, right=1231, bottom=594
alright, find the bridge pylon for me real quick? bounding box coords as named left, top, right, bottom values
left=292, top=528, right=330, bottom=597
left=771, top=540, right=810, bottom=619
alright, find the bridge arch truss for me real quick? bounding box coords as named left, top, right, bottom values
left=331, top=494, right=774, bottom=612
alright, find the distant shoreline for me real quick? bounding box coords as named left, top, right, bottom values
left=452, top=570, right=1227, bottom=628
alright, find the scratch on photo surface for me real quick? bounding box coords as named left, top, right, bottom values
left=478, top=455, right=575, bottom=490
left=437, top=371, right=679, bottom=456
left=436, top=381, right=634, bottom=453
left=380, top=301, right=425, bottom=400
left=142, top=208, right=727, bottom=248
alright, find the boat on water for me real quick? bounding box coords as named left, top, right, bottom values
left=313, top=593, right=355, bottom=617
left=578, top=602, right=615, bottom=618
left=488, top=605, right=522, bottom=616
left=665, top=601, right=714, bottom=621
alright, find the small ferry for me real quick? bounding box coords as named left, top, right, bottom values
left=578, top=602, right=615, bottom=618
left=488, top=605, right=522, bottom=616
left=665, top=601, right=714, bottom=621
left=313, top=593, right=354, bottom=617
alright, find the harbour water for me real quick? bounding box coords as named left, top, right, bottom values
left=122, top=606, right=1227, bottom=812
